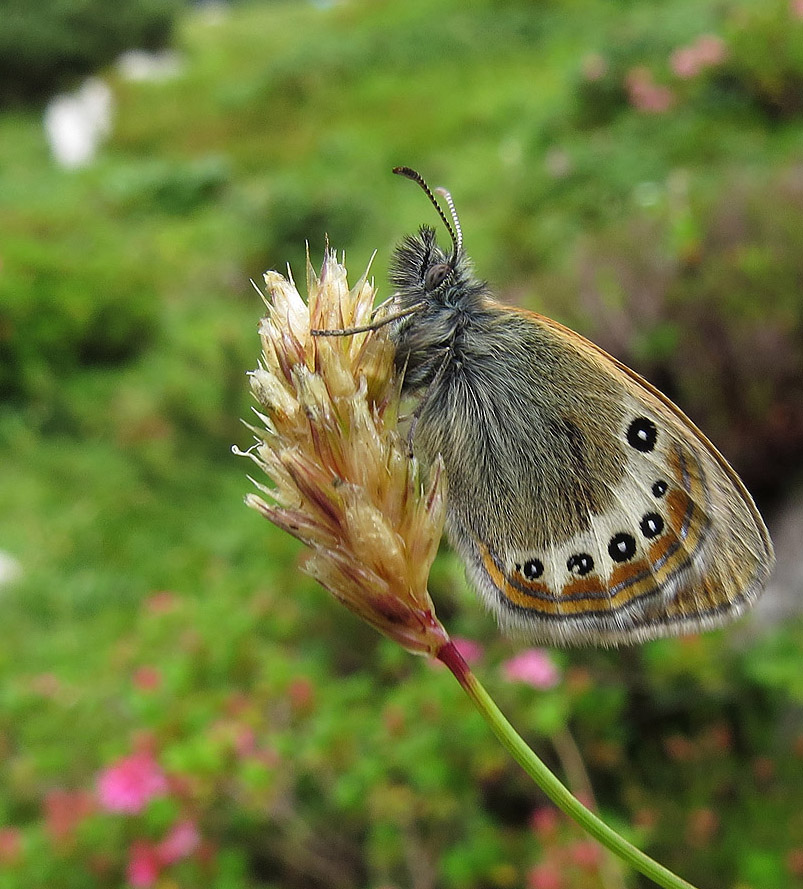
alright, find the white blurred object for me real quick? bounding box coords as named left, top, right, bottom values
left=43, top=77, right=113, bottom=169
left=0, top=551, right=22, bottom=587
left=753, top=491, right=803, bottom=629
left=116, top=49, right=183, bottom=82
left=196, top=0, right=230, bottom=26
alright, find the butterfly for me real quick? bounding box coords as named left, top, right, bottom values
left=320, top=167, right=775, bottom=647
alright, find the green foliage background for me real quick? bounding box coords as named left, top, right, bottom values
left=1, top=0, right=802, bottom=887
left=0, top=0, right=182, bottom=104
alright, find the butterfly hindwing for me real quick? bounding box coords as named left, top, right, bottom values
left=438, top=308, right=773, bottom=647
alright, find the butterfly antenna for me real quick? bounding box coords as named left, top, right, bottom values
left=434, top=186, right=463, bottom=264
left=393, top=166, right=461, bottom=261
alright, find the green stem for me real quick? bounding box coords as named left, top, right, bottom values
left=437, top=641, right=698, bottom=889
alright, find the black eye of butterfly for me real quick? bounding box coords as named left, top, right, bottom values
left=567, top=553, right=594, bottom=576
left=424, top=262, right=451, bottom=291
left=626, top=417, right=657, bottom=453
left=516, top=558, right=544, bottom=581
left=608, top=532, right=637, bottom=563
left=640, top=512, right=664, bottom=539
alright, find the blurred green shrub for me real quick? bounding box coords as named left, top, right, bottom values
left=263, top=179, right=373, bottom=275
left=103, top=156, right=232, bottom=216
left=0, top=0, right=183, bottom=106
left=0, top=235, right=157, bottom=403
left=711, top=0, right=803, bottom=118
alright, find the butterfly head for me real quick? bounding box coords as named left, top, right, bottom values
left=390, top=167, right=483, bottom=313
left=390, top=224, right=479, bottom=309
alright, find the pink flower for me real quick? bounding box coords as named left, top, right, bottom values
left=452, top=637, right=484, bottom=664
left=288, top=676, right=316, bottom=713
left=44, top=788, right=95, bottom=845
left=0, top=827, right=22, bottom=865
left=132, top=666, right=162, bottom=692
left=158, top=819, right=200, bottom=865
left=569, top=839, right=603, bottom=871
left=97, top=752, right=168, bottom=814
left=625, top=67, right=675, bottom=114
left=527, top=863, right=563, bottom=889
left=794, top=0, right=803, bottom=21
left=234, top=726, right=257, bottom=758
left=144, top=590, right=179, bottom=614
left=502, top=649, right=560, bottom=689
left=694, top=35, right=726, bottom=67
left=127, top=840, right=161, bottom=888
left=125, top=820, right=201, bottom=886
left=670, top=35, right=726, bottom=79
left=529, top=806, right=559, bottom=838
left=670, top=46, right=701, bottom=79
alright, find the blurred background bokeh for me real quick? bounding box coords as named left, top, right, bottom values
left=1, top=0, right=802, bottom=887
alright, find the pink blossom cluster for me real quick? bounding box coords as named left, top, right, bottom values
left=452, top=636, right=484, bottom=665
left=527, top=806, right=604, bottom=888
left=96, top=751, right=168, bottom=814
left=501, top=648, right=561, bottom=689
left=587, top=29, right=732, bottom=115
left=0, top=828, right=22, bottom=866
left=670, top=34, right=727, bottom=79
left=95, top=748, right=203, bottom=886
left=1, top=744, right=202, bottom=887
left=127, top=820, right=201, bottom=888
left=625, top=67, right=675, bottom=114
left=439, top=641, right=561, bottom=689
left=44, top=788, right=95, bottom=846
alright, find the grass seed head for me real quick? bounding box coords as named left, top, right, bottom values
left=240, top=249, right=449, bottom=656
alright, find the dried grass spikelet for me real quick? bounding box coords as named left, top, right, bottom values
left=238, top=249, right=449, bottom=656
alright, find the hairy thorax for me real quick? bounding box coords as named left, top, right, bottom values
left=395, top=306, right=627, bottom=552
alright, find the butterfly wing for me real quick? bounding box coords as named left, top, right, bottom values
left=418, top=305, right=774, bottom=647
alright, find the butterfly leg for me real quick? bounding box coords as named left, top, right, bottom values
left=404, top=348, right=453, bottom=457
left=311, top=301, right=426, bottom=336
